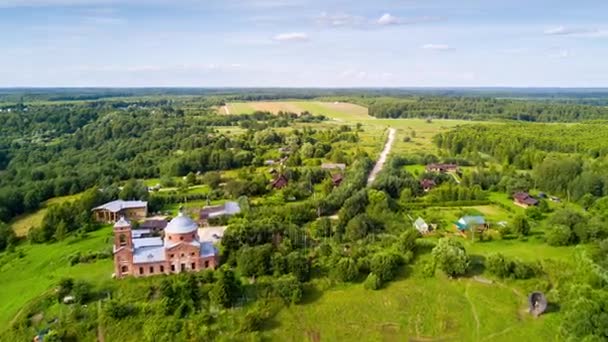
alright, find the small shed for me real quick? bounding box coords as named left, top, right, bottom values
left=271, top=174, right=289, bottom=189
left=332, top=173, right=344, bottom=187
left=413, top=217, right=430, bottom=234
left=420, top=179, right=436, bottom=192
left=455, top=215, right=487, bottom=231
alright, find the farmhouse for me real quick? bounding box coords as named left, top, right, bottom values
left=426, top=163, right=459, bottom=174
left=92, top=200, right=148, bottom=223
left=455, top=215, right=488, bottom=231
left=513, top=192, right=538, bottom=208
left=113, top=212, right=218, bottom=278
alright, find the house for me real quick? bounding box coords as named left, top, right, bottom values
left=113, top=213, right=218, bottom=278
left=455, top=216, right=488, bottom=231
left=413, top=217, right=430, bottom=234
left=321, top=163, right=346, bottom=171
left=139, top=216, right=169, bottom=233
left=420, top=179, right=436, bottom=192
left=332, top=173, right=344, bottom=187
left=513, top=192, right=538, bottom=208
left=271, top=174, right=289, bottom=189
left=198, top=226, right=227, bottom=245
left=199, top=201, right=241, bottom=221
left=92, top=200, right=148, bottom=223
left=425, top=163, right=459, bottom=174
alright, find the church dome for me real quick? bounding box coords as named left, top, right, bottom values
left=165, top=212, right=198, bottom=234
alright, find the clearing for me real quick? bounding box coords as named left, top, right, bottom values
left=10, top=193, right=83, bottom=237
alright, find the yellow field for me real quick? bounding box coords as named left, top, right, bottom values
left=10, top=193, right=82, bottom=237
left=225, top=101, right=371, bottom=120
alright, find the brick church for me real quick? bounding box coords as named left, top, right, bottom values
left=113, top=212, right=218, bottom=278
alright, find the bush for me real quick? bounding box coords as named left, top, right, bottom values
left=363, top=273, right=382, bottom=290
left=332, top=257, right=359, bottom=282
left=546, top=225, right=573, bottom=246
left=273, top=275, right=302, bottom=304
left=370, top=253, right=400, bottom=282
left=72, top=280, right=93, bottom=304
left=104, top=299, right=137, bottom=319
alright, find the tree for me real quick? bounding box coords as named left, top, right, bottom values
left=512, top=215, right=531, bottom=237
left=209, top=268, right=241, bottom=308
left=286, top=251, right=310, bottom=282
left=546, top=225, right=572, bottom=246
left=237, top=244, right=272, bottom=277
left=370, top=253, right=400, bottom=283
left=486, top=253, right=513, bottom=278
left=185, top=172, right=197, bottom=186
left=431, top=238, right=469, bottom=277
left=72, top=280, right=92, bottom=304
left=0, top=222, right=16, bottom=252
left=310, top=217, right=332, bottom=239
left=345, top=214, right=372, bottom=241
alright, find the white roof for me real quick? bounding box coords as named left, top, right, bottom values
left=132, top=237, right=163, bottom=249
left=132, top=229, right=151, bottom=239
left=198, top=226, right=227, bottom=244
left=165, top=212, right=198, bottom=234
left=133, top=246, right=166, bottom=264
left=93, top=200, right=147, bottom=213
left=206, top=202, right=241, bottom=219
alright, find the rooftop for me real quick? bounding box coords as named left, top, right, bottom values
left=93, top=200, right=147, bottom=213
left=165, top=212, right=199, bottom=234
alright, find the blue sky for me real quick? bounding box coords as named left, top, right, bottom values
left=1, top=0, right=607, bottom=87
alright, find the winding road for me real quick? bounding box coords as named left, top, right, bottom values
left=367, top=128, right=396, bottom=186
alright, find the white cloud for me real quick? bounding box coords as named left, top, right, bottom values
left=316, top=12, right=365, bottom=28
left=377, top=13, right=442, bottom=26
left=377, top=13, right=400, bottom=26
left=548, top=48, right=571, bottom=59
left=272, top=32, right=309, bottom=42
left=544, top=26, right=608, bottom=37
left=422, top=44, right=452, bottom=51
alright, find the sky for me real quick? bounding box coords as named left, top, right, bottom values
left=1, top=0, right=607, bottom=87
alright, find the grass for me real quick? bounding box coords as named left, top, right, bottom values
left=0, top=226, right=113, bottom=331
left=268, top=266, right=561, bottom=341
left=10, top=193, right=83, bottom=237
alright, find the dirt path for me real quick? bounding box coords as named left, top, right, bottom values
left=367, top=128, right=396, bottom=186
left=464, top=282, right=480, bottom=340
left=223, top=105, right=231, bottom=115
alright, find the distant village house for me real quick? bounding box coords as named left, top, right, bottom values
left=414, top=217, right=430, bottom=234
left=92, top=200, right=148, bottom=223
left=199, top=201, right=241, bottom=223
left=513, top=192, right=538, bottom=208
left=420, top=179, right=436, bottom=192
left=426, top=163, right=459, bottom=174
left=455, top=215, right=488, bottom=231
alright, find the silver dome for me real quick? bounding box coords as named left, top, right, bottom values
left=165, top=212, right=198, bottom=234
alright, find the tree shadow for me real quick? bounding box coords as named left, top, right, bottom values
left=466, top=254, right=486, bottom=277
left=299, top=284, right=324, bottom=305
left=543, top=302, right=560, bottom=314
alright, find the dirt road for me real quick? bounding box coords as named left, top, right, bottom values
left=367, top=128, right=396, bottom=186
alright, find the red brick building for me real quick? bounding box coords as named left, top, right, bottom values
left=113, top=212, right=218, bottom=278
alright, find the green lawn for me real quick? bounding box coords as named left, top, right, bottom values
left=9, top=193, right=83, bottom=237
left=0, top=227, right=113, bottom=331
left=268, top=268, right=561, bottom=341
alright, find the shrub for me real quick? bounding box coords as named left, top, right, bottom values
left=273, top=275, right=303, bottom=304
left=364, top=273, right=382, bottom=290
left=332, top=257, right=359, bottom=282
left=370, top=252, right=400, bottom=282
left=546, top=225, right=573, bottom=246
left=104, top=299, right=138, bottom=319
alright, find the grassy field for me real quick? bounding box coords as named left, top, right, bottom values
left=10, top=193, right=83, bottom=237
left=0, top=226, right=113, bottom=331
left=269, top=266, right=561, bottom=341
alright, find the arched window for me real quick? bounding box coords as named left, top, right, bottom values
left=121, top=265, right=128, bottom=273
left=180, top=236, right=184, bottom=241
left=119, top=234, right=127, bottom=246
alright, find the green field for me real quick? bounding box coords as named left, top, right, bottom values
left=269, top=266, right=560, bottom=341
left=10, top=193, right=83, bottom=237
left=0, top=227, right=113, bottom=330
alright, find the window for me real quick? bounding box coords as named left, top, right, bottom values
left=181, top=253, right=184, bottom=257
left=191, top=263, right=196, bottom=270
left=180, top=236, right=184, bottom=241
left=160, top=265, right=164, bottom=273
left=119, top=234, right=127, bottom=247
left=170, top=254, right=174, bottom=258
left=171, top=264, right=175, bottom=272
left=149, top=266, right=154, bottom=274
left=192, top=234, right=195, bottom=239
left=181, top=263, right=186, bottom=271
left=121, top=265, right=128, bottom=273
left=139, top=267, right=143, bottom=275
left=204, top=260, right=209, bottom=268
left=191, top=252, right=195, bottom=256
left=168, top=236, right=172, bottom=240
